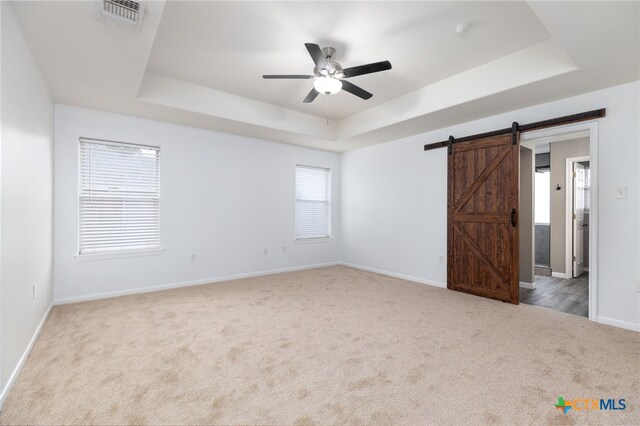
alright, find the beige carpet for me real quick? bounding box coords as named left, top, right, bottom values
left=1, top=266, right=638, bottom=425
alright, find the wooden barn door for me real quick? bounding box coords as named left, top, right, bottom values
left=448, top=131, right=520, bottom=304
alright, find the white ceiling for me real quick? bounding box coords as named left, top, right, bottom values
left=9, top=1, right=640, bottom=152
left=146, top=1, right=551, bottom=120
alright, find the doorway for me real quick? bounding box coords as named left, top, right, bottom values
left=568, top=157, right=590, bottom=279
left=518, top=125, right=596, bottom=319
left=434, top=112, right=602, bottom=322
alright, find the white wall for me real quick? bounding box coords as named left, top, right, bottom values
left=0, top=1, right=54, bottom=396
left=341, top=130, right=448, bottom=287
left=341, top=80, right=640, bottom=331
left=54, top=105, right=341, bottom=302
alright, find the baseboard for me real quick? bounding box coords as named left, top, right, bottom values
left=55, top=262, right=340, bottom=305
left=596, top=315, right=640, bottom=332
left=519, top=281, right=536, bottom=289
left=339, top=262, right=446, bottom=289
left=551, top=272, right=569, bottom=279
left=0, top=302, right=53, bottom=409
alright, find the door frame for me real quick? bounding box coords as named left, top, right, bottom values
left=521, top=121, right=598, bottom=322
left=566, top=155, right=590, bottom=279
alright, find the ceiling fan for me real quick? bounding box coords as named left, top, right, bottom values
left=263, top=43, right=392, bottom=103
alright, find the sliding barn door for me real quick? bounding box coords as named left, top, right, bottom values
left=448, top=132, right=519, bottom=304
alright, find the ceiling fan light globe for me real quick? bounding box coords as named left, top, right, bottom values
left=314, top=77, right=342, bottom=95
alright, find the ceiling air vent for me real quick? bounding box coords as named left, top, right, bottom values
left=102, top=0, right=145, bottom=26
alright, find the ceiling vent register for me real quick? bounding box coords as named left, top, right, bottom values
left=102, top=0, right=144, bottom=25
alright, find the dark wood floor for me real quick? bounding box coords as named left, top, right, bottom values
left=520, top=273, right=589, bottom=318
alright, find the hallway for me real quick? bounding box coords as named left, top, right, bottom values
left=520, top=273, right=589, bottom=318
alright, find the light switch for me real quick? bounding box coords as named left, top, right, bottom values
left=615, top=186, right=627, bottom=199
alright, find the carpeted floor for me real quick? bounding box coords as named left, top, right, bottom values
left=1, top=266, right=638, bottom=425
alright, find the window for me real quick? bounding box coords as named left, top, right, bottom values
left=295, top=165, right=331, bottom=239
left=534, top=171, right=550, bottom=224
left=583, top=167, right=591, bottom=211
left=79, top=138, right=160, bottom=255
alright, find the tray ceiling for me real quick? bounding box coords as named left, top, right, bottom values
left=9, top=1, right=639, bottom=151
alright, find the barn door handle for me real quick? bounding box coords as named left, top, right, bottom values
left=511, top=208, right=517, bottom=227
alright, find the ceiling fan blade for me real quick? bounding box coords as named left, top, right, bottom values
left=305, top=43, right=329, bottom=71
left=263, top=75, right=314, bottom=79
left=341, top=80, right=372, bottom=100
left=303, top=88, right=320, bottom=103
left=342, top=61, right=392, bottom=78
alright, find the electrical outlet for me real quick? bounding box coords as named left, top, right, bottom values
left=438, top=255, right=445, bottom=264
left=615, top=186, right=627, bottom=199
left=190, top=254, right=197, bottom=262
left=282, top=246, right=287, bottom=254
left=263, top=248, right=268, bottom=255
left=32, top=283, right=37, bottom=300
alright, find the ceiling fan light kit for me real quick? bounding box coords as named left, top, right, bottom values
left=314, top=76, right=342, bottom=95
left=263, top=43, right=392, bottom=103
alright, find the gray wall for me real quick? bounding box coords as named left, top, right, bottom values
left=535, top=224, right=550, bottom=266
left=519, top=148, right=534, bottom=283
left=549, top=137, right=590, bottom=275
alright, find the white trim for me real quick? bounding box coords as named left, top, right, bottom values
left=0, top=303, right=53, bottom=409
left=73, top=248, right=164, bottom=262
left=565, top=155, right=589, bottom=281
left=596, top=315, right=640, bottom=333
left=588, top=123, right=598, bottom=322
left=552, top=271, right=569, bottom=279
left=55, top=262, right=340, bottom=304
left=519, top=281, right=536, bottom=289
left=522, top=120, right=598, bottom=322
left=339, top=262, right=446, bottom=289
left=293, top=237, right=334, bottom=244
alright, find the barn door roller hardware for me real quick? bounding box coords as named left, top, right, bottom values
left=424, top=109, right=605, bottom=152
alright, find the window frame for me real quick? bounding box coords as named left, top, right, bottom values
left=76, top=137, right=162, bottom=260
left=294, top=164, right=332, bottom=242
left=534, top=169, right=551, bottom=225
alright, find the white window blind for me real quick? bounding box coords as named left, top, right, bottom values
left=79, top=138, right=160, bottom=255
left=295, top=165, right=330, bottom=239
left=584, top=168, right=591, bottom=210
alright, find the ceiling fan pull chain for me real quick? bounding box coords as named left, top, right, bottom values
left=326, top=95, right=329, bottom=126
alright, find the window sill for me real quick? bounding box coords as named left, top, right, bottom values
left=74, top=248, right=164, bottom=262
left=293, top=237, right=334, bottom=244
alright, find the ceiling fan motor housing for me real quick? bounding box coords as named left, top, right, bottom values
left=322, top=47, right=336, bottom=59
left=313, top=47, right=344, bottom=77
